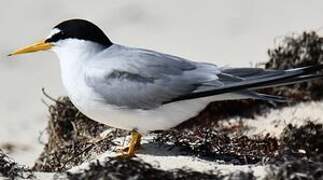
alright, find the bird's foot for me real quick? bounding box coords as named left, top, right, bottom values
left=115, top=130, right=142, bottom=158
left=116, top=142, right=141, bottom=153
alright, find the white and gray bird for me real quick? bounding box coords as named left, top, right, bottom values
left=9, top=19, right=323, bottom=157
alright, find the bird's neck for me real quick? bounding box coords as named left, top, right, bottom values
left=53, top=39, right=106, bottom=63
left=53, top=39, right=106, bottom=98
left=54, top=39, right=106, bottom=75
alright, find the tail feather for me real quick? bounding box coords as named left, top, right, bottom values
left=240, top=91, right=288, bottom=102
left=165, top=64, right=323, bottom=104
left=256, top=93, right=288, bottom=102
left=250, top=74, right=323, bottom=90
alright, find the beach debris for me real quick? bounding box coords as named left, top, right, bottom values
left=265, top=122, right=323, bottom=180
left=33, top=96, right=126, bottom=172
left=280, top=121, right=323, bottom=156
left=0, top=150, right=33, bottom=179
left=154, top=126, right=278, bottom=165
left=265, top=156, right=323, bottom=180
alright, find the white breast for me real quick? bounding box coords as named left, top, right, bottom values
left=53, top=39, right=106, bottom=112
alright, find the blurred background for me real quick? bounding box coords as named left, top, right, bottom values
left=1, top=0, right=323, bottom=165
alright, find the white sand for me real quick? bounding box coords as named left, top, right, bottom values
left=241, top=101, right=323, bottom=137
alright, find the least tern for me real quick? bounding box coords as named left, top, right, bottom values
left=9, top=19, right=323, bottom=157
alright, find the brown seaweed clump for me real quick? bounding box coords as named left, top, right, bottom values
left=266, top=31, right=323, bottom=100
left=66, top=157, right=255, bottom=180
left=33, top=96, right=126, bottom=172
left=0, top=150, right=33, bottom=179
left=154, top=126, right=279, bottom=165
left=265, top=122, right=323, bottom=180
left=269, top=122, right=323, bottom=163
left=265, top=156, right=323, bottom=180
left=280, top=121, right=323, bottom=156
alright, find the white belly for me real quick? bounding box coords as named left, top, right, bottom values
left=69, top=88, right=247, bottom=134
left=69, top=93, right=210, bottom=134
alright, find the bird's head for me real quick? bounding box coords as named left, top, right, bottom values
left=9, top=19, right=112, bottom=56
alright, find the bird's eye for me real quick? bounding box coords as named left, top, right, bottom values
left=56, top=31, right=65, bottom=37
left=46, top=31, right=65, bottom=43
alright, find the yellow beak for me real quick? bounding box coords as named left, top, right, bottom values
left=8, top=40, right=53, bottom=56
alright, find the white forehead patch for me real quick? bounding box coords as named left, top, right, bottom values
left=46, top=28, right=61, bottom=39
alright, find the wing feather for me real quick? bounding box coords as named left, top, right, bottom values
left=84, top=44, right=323, bottom=109
left=85, top=45, right=221, bottom=109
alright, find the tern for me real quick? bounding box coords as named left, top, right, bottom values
left=9, top=19, right=323, bottom=157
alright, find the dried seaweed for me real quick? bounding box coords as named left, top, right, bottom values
left=265, top=156, right=323, bottom=180
left=265, top=122, right=323, bottom=180
left=33, top=96, right=127, bottom=172
left=269, top=122, right=323, bottom=163
left=0, top=150, right=33, bottom=179
left=154, top=126, right=278, bottom=165
left=280, top=121, right=323, bottom=156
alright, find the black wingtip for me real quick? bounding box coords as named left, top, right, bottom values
left=299, top=64, right=323, bottom=74
left=259, top=93, right=289, bottom=103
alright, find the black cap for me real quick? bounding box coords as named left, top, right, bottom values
left=45, top=19, right=112, bottom=47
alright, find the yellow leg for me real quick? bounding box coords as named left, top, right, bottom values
left=117, top=130, right=142, bottom=158
left=127, top=130, right=142, bottom=157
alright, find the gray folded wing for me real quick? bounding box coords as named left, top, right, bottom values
left=84, top=45, right=323, bottom=109
left=84, top=45, right=222, bottom=109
